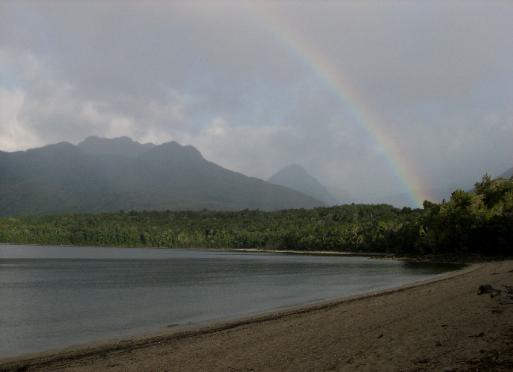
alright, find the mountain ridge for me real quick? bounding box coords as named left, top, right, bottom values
left=269, top=164, right=339, bottom=206
left=78, top=135, right=155, bottom=157
left=0, top=137, right=324, bottom=216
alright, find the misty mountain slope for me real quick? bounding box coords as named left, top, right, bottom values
left=500, top=166, right=513, bottom=179
left=78, top=136, right=155, bottom=157
left=269, top=164, right=339, bottom=206
left=0, top=138, right=323, bottom=216
left=373, top=185, right=459, bottom=208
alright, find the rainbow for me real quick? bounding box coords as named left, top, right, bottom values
left=248, top=3, right=431, bottom=207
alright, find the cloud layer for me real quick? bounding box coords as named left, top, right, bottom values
left=1, top=1, right=512, bottom=203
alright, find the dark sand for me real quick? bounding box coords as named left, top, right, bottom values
left=2, top=261, right=513, bottom=372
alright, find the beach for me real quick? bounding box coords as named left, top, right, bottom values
left=1, top=260, right=512, bottom=372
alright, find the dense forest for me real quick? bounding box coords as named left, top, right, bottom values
left=0, top=175, right=511, bottom=256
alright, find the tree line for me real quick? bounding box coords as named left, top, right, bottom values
left=0, top=175, right=511, bottom=256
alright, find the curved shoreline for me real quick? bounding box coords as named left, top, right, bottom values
left=0, top=263, right=480, bottom=371
left=0, top=242, right=392, bottom=256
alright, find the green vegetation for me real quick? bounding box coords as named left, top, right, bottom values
left=1, top=175, right=512, bottom=256
left=0, top=138, right=322, bottom=216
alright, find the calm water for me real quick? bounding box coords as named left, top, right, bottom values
left=0, top=245, right=461, bottom=358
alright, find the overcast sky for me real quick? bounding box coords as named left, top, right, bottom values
left=1, top=0, right=512, bottom=203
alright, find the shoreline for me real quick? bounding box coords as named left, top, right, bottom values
left=0, top=242, right=473, bottom=263
left=5, top=242, right=507, bottom=264
left=7, top=241, right=509, bottom=265
left=0, top=263, right=484, bottom=371
left=0, top=242, right=391, bottom=256
left=226, top=247, right=393, bottom=257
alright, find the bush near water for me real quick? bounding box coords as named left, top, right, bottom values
left=1, top=175, right=512, bottom=256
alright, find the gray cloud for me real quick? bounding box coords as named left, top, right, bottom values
left=1, top=0, right=512, bottom=204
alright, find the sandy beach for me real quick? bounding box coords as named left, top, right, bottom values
left=1, top=260, right=512, bottom=372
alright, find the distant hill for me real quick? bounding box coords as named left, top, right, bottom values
left=0, top=137, right=323, bottom=216
left=78, top=136, right=155, bottom=157
left=269, top=164, right=339, bottom=206
left=499, top=166, right=513, bottom=179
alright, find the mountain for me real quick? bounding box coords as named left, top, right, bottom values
left=268, top=164, right=339, bottom=206
left=78, top=135, right=155, bottom=157
left=0, top=138, right=324, bottom=216
left=499, top=166, right=513, bottom=179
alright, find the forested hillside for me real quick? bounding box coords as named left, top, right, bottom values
left=0, top=137, right=323, bottom=215
left=1, top=175, right=511, bottom=256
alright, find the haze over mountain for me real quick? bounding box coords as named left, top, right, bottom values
left=0, top=137, right=323, bottom=216
left=269, top=164, right=339, bottom=206
left=374, top=186, right=458, bottom=209
left=499, top=166, right=513, bottom=179
left=78, top=136, right=156, bottom=157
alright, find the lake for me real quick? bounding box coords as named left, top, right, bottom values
left=0, top=245, right=461, bottom=358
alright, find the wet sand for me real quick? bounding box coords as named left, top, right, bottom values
left=1, top=260, right=512, bottom=372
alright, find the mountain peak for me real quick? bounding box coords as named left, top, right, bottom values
left=269, top=164, right=339, bottom=206
left=144, top=141, right=204, bottom=161
left=77, top=136, right=155, bottom=157
left=276, top=164, right=310, bottom=176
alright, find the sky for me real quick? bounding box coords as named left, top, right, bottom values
left=1, top=0, right=513, bottom=205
